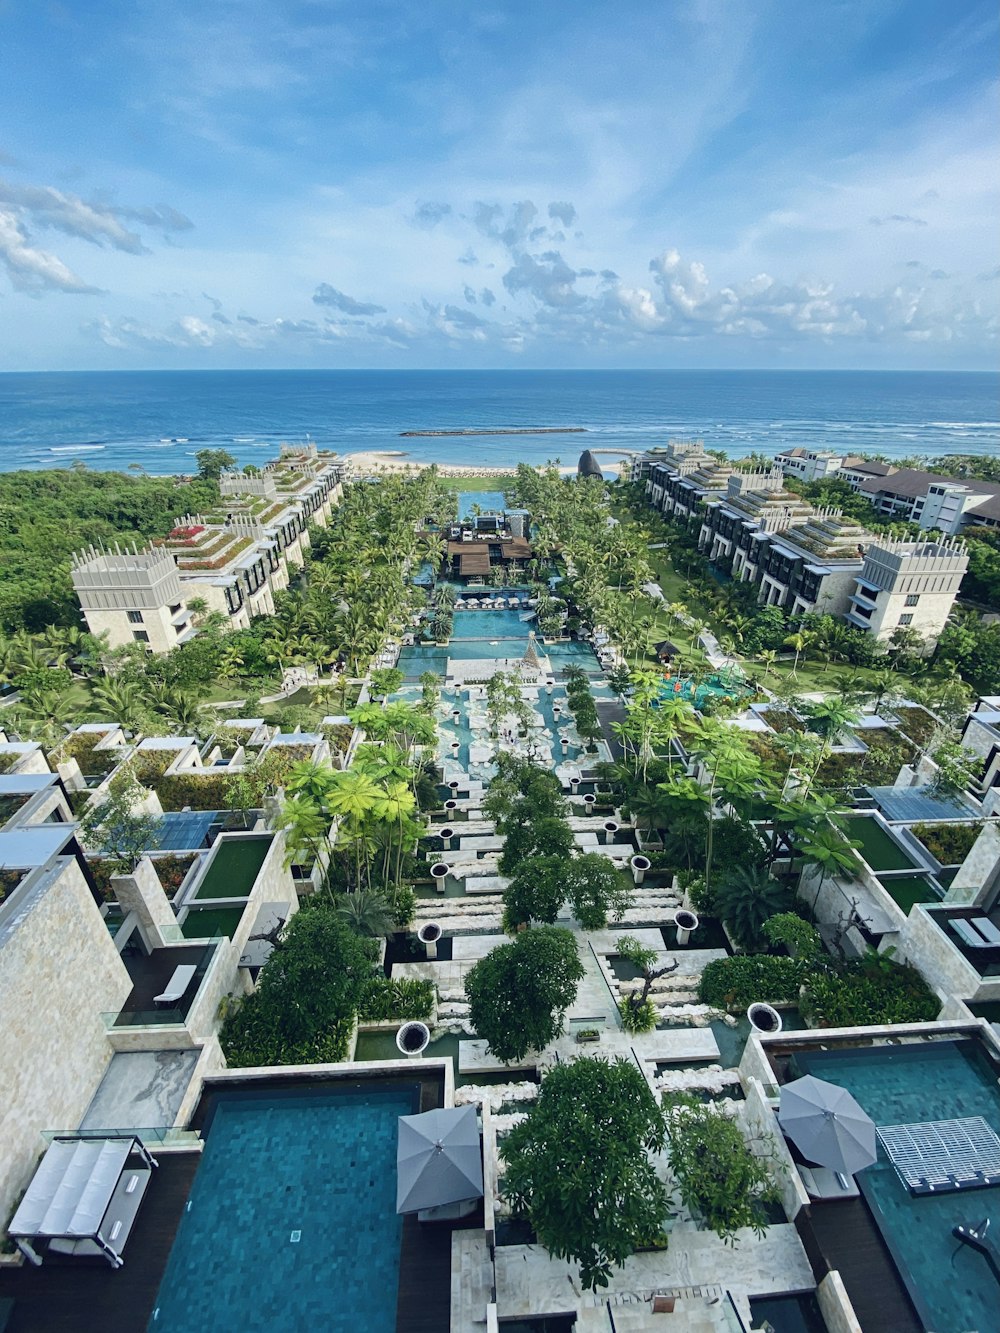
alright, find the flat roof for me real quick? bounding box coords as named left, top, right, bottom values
left=0, top=826, right=75, bottom=869
left=0, top=773, right=59, bottom=795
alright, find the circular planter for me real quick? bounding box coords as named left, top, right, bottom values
left=747, top=1003, right=783, bottom=1036
left=396, top=1021, right=431, bottom=1059
left=438, top=825, right=456, bottom=850
left=448, top=780, right=460, bottom=792
left=449, top=740, right=460, bottom=752
left=583, top=793, right=597, bottom=808
left=417, top=922, right=442, bottom=960
left=444, top=799, right=459, bottom=811
left=674, top=908, right=699, bottom=946
left=429, top=862, right=450, bottom=894
left=630, top=854, right=651, bottom=885
left=452, top=710, right=461, bottom=722
left=602, top=820, right=619, bottom=845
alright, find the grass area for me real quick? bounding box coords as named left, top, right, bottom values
left=180, top=905, right=245, bottom=938
left=194, top=835, right=272, bottom=899
left=434, top=475, right=517, bottom=493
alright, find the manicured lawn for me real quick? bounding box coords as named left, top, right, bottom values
left=435, top=475, right=517, bottom=493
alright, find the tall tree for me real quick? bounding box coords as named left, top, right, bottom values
left=502, top=1057, right=669, bottom=1291
left=465, top=927, right=584, bottom=1063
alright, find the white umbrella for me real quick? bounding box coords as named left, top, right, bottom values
left=779, top=1075, right=877, bottom=1175
left=396, top=1105, right=483, bottom=1214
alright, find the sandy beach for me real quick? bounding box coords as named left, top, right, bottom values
left=342, top=449, right=521, bottom=477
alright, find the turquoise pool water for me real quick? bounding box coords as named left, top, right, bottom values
left=458, top=489, right=506, bottom=518
left=452, top=608, right=530, bottom=640
left=795, top=1040, right=1000, bottom=1333
left=149, top=1085, right=416, bottom=1332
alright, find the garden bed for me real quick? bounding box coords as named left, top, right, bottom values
left=910, top=821, right=981, bottom=867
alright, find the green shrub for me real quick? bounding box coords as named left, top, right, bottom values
left=910, top=821, right=981, bottom=867
left=358, top=976, right=435, bottom=1022
left=802, top=958, right=939, bottom=1028
left=392, top=885, right=417, bottom=930
left=698, top=955, right=807, bottom=1011
left=762, top=913, right=821, bottom=959
left=619, top=998, right=656, bottom=1033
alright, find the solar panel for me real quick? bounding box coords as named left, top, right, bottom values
left=878, top=1116, right=1000, bottom=1195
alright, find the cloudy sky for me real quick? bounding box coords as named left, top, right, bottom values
left=0, top=0, right=997, bottom=370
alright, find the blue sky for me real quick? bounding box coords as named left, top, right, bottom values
left=0, top=0, right=996, bottom=369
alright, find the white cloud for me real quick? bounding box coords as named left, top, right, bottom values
left=0, top=208, right=101, bottom=294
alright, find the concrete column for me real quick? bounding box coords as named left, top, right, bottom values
left=111, top=856, right=178, bottom=949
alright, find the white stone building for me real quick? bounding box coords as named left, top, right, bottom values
left=70, top=450, right=344, bottom=652
left=844, top=535, right=969, bottom=650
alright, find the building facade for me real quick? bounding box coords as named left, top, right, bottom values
left=844, top=536, right=969, bottom=649
left=71, top=451, right=344, bottom=652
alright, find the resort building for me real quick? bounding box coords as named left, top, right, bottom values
left=844, top=535, right=969, bottom=649
left=70, top=450, right=344, bottom=651
left=775, top=449, right=1000, bottom=534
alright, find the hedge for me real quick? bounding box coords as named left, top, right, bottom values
left=801, top=961, right=939, bottom=1028
left=698, top=955, right=807, bottom=1011
left=358, top=976, right=435, bottom=1023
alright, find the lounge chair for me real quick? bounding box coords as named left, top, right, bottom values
left=970, top=917, right=1000, bottom=946
left=952, top=919, right=999, bottom=950
left=153, top=963, right=198, bottom=1006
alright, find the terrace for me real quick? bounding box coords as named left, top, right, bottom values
left=752, top=1027, right=1000, bottom=1333
left=110, top=939, right=218, bottom=1027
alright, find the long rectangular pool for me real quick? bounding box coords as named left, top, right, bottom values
left=149, top=1083, right=418, bottom=1331
left=794, top=1039, right=1000, bottom=1333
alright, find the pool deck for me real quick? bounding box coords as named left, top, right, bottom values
left=0, top=1151, right=200, bottom=1333
left=796, top=1197, right=922, bottom=1333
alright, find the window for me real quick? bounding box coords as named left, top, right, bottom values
left=905, top=593, right=920, bottom=607
left=127, top=610, right=144, bottom=624
left=132, top=630, right=150, bottom=642
left=898, top=614, right=913, bottom=626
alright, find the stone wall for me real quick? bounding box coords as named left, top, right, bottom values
left=817, top=1272, right=864, bottom=1333
left=740, top=1077, right=809, bottom=1221
left=0, top=859, right=132, bottom=1225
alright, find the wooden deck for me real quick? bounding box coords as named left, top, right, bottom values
left=797, top=1198, right=923, bottom=1333
left=0, top=1152, right=199, bottom=1333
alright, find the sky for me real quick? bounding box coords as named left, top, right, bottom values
left=0, top=0, right=997, bottom=371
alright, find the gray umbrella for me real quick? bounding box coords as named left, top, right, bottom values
left=778, top=1075, right=877, bottom=1176
left=396, top=1105, right=484, bottom=1215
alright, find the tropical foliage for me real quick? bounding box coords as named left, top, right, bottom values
left=502, top=1057, right=670, bottom=1291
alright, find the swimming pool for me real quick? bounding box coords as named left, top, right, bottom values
left=149, top=1084, right=417, bottom=1332
left=451, top=609, right=530, bottom=640
left=458, top=490, right=507, bottom=519
left=794, top=1039, right=1000, bottom=1333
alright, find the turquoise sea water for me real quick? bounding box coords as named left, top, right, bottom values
left=149, top=1086, right=416, bottom=1332
left=0, top=369, right=995, bottom=473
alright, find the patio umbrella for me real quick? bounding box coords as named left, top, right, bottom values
left=778, top=1075, right=877, bottom=1176
left=396, top=1105, right=484, bottom=1214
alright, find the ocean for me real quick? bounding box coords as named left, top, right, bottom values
left=0, top=369, right=996, bottom=475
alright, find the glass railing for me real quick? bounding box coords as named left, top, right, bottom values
left=43, top=1125, right=201, bottom=1148
left=104, top=937, right=222, bottom=1028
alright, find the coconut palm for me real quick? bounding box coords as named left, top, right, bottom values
left=782, top=630, right=813, bottom=676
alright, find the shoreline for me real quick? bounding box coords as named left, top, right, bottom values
left=342, top=449, right=521, bottom=477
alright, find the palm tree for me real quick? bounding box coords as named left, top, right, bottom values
left=797, top=824, right=861, bottom=912
left=335, top=889, right=396, bottom=938
left=714, top=864, right=791, bottom=950
left=326, top=769, right=381, bottom=889
left=89, top=679, right=148, bottom=731
left=276, top=795, right=334, bottom=873
left=757, top=649, right=778, bottom=682
left=782, top=630, right=813, bottom=676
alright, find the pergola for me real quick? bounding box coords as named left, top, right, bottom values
left=9, top=1136, right=158, bottom=1269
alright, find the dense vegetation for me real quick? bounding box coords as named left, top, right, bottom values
left=502, top=1057, right=670, bottom=1291
left=0, top=465, right=219, bottom=633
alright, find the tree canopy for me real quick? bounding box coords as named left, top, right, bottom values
left=464, top=926, right=584, bottom=1063
left=502, top=1057, right=669, bottom=1290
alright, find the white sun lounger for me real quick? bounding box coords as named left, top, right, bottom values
left=153, top=964, right=198, bottom=1006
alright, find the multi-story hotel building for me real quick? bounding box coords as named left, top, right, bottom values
left=71, top=448, right=343, bottom=652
